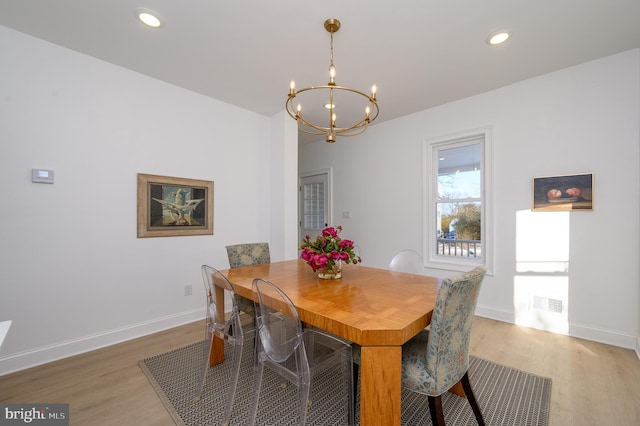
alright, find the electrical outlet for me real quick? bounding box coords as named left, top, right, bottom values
left=184, top=284, right=192, bottom=296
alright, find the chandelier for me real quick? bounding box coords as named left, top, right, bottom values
left=286, top=19, right=379, bottom=143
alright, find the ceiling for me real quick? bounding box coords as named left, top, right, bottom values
left=2, top=1, right=639, bottom=144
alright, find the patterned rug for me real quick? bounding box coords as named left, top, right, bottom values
left=139, top=334, right=551, bottom=425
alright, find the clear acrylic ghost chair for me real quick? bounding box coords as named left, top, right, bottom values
left=353, top=245, right=363, bottom=264
left=248, top=278, right=354, bottom=426
left=389, top=249, right=424, bottom=274
left=195, top=265, right=244, bottom=426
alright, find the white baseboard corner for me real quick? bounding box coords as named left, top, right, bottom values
left=474, top=306, right=637, bottom=351
left=0, top=309, right=203, bottom=376
left=568, top=322, right=637, bottom=350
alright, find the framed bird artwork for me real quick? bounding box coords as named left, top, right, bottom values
left=137, top=173, right=214, bottom=237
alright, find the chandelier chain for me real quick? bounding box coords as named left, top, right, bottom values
left=330, top=32, right=335, bottom=69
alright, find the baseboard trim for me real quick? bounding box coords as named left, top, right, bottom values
left=0, top=309, right=203, bottom=375
left=475, top=305, right=514, bottom=323
left=568, top=322, right=636, bottom=349
left=475, top=305, right=636, bottom=350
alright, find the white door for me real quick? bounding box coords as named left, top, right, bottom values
left=299, top=172, right=330, bottom=244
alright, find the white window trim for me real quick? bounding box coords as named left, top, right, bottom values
left=422, top=127, right=494, bottom=275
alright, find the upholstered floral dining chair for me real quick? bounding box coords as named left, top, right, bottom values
left=353, top=265, right=487, bottom=425
left=401, top=265, right=487, bottom=425
left=226, top=242, right=271, bottom=269
left=225, top=242, right=271, bottom=327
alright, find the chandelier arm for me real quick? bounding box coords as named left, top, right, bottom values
left=297, top=127, right=334, bottom=136
left=285, top=86, right=379, bottom=136
left=335, top=126, right=369, bottom=137
left=286, top=101, right=336, bottom=135
left=290, top=121, right=371, bottom=138
left=293, top=84, right=377, bottom=103
left=287, top=85, right=378, bottom=114
left=296, top=118, right=335, bottom=135
left=287, top=106, right=374, bottom=134
left=335, top=119, right=373, bottom=133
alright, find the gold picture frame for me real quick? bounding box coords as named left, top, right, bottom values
left=533, top=173, right=593, bottom=211
left=137, top=173, right=214, bottom=238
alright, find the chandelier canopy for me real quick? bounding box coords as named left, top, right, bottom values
left=286, top=19, right=379, bottom=143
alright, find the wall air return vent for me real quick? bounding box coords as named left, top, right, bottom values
left=532, top=296, right=564, bottom=313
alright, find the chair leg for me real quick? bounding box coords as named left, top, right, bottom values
left=297, top=373, right=312, bottom=426
left=460, top=371, right=485, bottom=426
left=222, top=339, right=243, bottom=425
left=346, top=360, right=355, bottom=426
left=427, top=395, right=445, bottom=426
left=195, top=329, right=214, bottom=401
left=352, top=362, right=359, bottom=409
left=247, top=358, right=265, bottom=426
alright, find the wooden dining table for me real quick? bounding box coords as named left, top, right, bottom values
left=215, top=259, right=442, bottom=425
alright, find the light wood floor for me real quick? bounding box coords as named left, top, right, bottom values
left=1, top=317, right=639, bottom=425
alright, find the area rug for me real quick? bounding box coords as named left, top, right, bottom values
left=140, top=336, right=551, bottom=425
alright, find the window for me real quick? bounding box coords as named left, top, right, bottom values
left=423, top=129, right=493, bottom=272
left=302, top=179, right=325, bottom=230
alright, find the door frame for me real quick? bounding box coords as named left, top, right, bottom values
left=298, top=168, right=333, bottom=244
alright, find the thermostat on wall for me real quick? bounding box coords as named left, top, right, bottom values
left=32, top=169, right=54, bottom=184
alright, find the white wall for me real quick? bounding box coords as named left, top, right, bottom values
left=300, top=49, right=640, bottom=350
left=269, top=110, right=300, bottom=261
left=0, top=26, right=283, bottom=374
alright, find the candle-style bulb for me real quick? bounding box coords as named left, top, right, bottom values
left=365, top=106, right=371, bottom=117
left=289, top=80, right=296, bottom=96
left=329, top=65, right=336, bottom=84
left=371, top=84, right=377, bottom=100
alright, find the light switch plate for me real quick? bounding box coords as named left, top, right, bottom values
left=32, top=169, right=54, bottom=184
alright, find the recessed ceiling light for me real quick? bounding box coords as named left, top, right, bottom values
left=135, top=8, right=164, bottom=28
left=487, top=31, right=509, bottom=45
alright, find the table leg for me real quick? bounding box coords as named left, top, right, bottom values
left=209, top=284, right=226, bottom=367
left=449, top=381, right=466, bottom=397
left=360, top=346, right=401, bottom=426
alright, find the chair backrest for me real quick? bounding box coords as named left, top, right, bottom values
left=252, top=278, right=305, bottom=364
left=226, top=242, right=271, bottom=268
left=201, top=265, right=242, bottom=338
left=425, top=265, right=486, bottom=393
left=389, top=249, right=424, bottom=274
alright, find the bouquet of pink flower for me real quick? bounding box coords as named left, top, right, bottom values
left=299, top=226, right=361, bottom=271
